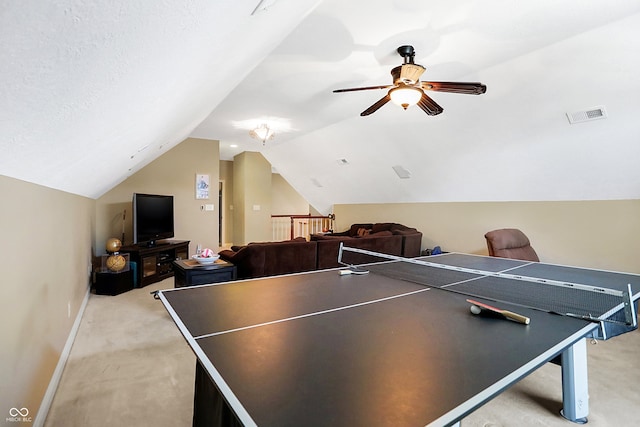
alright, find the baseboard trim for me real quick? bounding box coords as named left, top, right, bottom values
left=33, top=285, right=91, bottom=427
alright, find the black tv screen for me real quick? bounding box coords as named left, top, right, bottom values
left=133, top=193, right=174, bottom=245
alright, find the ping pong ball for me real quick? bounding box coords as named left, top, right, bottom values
left=470, top=305, right=482, bottom=315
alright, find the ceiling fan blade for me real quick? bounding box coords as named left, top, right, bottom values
left=361, top=94, right=391, bottom=116
left=417, top=93, right=443, bottom=116
left=333, top=84, right=394, bottom=93
left=421, top=81, right=487, bottom=95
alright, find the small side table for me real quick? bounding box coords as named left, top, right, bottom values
left=94, top=269, right=134, bottom=295
left=173, top=259, right=237, bottom=288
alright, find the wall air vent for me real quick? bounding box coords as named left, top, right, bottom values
left=566, top=106, right=607, bottom=124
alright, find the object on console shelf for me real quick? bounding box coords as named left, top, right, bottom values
left=100, top=253, right=130, bottom=273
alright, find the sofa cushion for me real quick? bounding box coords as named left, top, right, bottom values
left=248, top=236, right=307, bottom=245
left=356, top=227, right=371, bottom=237
left=370, top=222, right=419, bottom=235
left=316, top=234, right=403, bottom=269
left=391, top=223, right=418, bottom=234
left=391, top=228, right=418, bottom=235
left=262, top=241, right=317, bottom=277
left=361, top=230, right=392, bottom=238
left=311, top=233, right=351, bottom=241
left=371, top=223, right=393, bottom=233
left=348, top=223, right=373, bottom=236
left=219, top=246, right=266, bottom=278
left=218, top=249, right=237, bottom=260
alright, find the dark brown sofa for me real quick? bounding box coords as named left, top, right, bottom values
left=219, top=237, right=317, bottom=279
left=311, top=222, right=422, bottom=269
left=312, top=231, right=403, bottom=269
left=219, top=223, right=422, bottom=279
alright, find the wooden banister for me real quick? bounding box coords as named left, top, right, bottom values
left=271, top=214, right=335, bottom=240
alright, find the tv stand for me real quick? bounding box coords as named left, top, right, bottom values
left=143, top=239, right=171, bottom=248
left=120, top=240, right=189, bottom=287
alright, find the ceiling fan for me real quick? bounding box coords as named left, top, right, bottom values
left=333, top=45, right=487, bottom=116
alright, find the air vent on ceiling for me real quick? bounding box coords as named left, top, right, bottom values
left=392, top=165, right=411, bottom=179
left=566, top=106, right=607, bottom=124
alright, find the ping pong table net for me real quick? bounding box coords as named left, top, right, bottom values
left=337, top=244, right=638, bottom=340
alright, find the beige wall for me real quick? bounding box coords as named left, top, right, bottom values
left=224, top=162, right=309, bottom=246
left=219, top=161, right=234, bottom=246
left=334, top=200, right=640, bottom=274
left=232, top=152, right=272, bottom=245
left=96, top=138, right=220, bottom=256
left=0, top=175, right=94, bottom=422
left=272, top=173, right=309, bottom=215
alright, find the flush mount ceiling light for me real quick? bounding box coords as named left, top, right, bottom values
left=232, top=117, right=293, bottom=146
left=249, top=124, right=275, bottom=145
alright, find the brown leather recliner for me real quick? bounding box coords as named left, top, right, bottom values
left=484, top=228, right=539, bottom=262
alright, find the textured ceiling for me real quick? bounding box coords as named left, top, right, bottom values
left=2, top=1, right=640, bottom=214
left=0, top=0, right=320, bottom=197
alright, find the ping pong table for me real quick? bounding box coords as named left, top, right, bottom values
left=158, top=246, right=639, bottom=427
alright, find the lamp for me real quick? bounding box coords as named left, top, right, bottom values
left=389, top=85, right=423, bottom=110
left=249, top=124, right=275, bottom=145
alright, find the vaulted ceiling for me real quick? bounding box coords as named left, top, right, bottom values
left=2, top=1, right=639, bottom=214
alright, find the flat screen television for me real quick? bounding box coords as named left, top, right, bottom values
left=132, top=193, right=174, bottom=246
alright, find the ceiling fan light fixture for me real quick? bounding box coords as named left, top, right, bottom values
left=389, top=86, right=422, bottom=110
left=333, top=45, right=485, bottom=117
left=249, top=124, right=275, bottom=145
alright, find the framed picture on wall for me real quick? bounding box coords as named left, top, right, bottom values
left=196, top=174, right=210, bottom=199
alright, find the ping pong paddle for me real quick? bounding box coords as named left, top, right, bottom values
left=467, top=299, right=530, bottom=325
left=339, top=267, right=369, bottom=276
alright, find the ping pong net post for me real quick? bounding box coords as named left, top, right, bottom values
left=337, top=244, right=638, bottom=339
left=337, top=242, right=395, bottom=270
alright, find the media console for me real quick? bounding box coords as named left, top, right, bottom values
left=120, top=240, right=189, bottom=287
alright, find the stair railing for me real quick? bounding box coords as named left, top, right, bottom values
left=271, top=214, right=335, bottom=241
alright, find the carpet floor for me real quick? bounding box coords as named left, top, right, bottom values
left=45, top=278, right=639, bottom=426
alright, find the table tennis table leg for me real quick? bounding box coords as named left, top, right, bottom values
left=560, top=338, right=588, bottom=424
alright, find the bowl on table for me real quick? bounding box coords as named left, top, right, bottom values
left=192, top=254, right=220, bottom=265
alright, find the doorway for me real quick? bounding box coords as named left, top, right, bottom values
left=218, top=181, right=223, bottom=247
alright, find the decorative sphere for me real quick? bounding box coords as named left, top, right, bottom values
left=106, top=238, right=122, bottom=253
left=106, top=254, right=126, bottom=272
left=200, top=248, right=214, bottom=257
